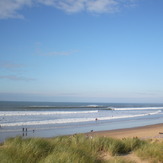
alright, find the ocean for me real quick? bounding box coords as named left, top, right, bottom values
left=0, top=101, right=163, bottom=142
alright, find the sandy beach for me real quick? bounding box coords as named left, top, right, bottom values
left=87, top=123, right=163, bottom=140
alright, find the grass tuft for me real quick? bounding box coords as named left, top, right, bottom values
left=0, top=135, right=162, bottom=163
left=135, top=140, right=163, bottom=162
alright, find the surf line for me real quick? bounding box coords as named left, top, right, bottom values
left=1, top=110, right=161, bottom=127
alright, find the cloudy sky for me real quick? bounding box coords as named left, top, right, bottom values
left=0, top=0, right=163, bottom=103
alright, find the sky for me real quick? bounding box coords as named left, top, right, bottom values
left=0, top=0, right=163, bottom=103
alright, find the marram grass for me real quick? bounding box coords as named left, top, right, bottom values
left=135, top=140, right=163, bottom=163
left=0, top=134, right=162, bottom=163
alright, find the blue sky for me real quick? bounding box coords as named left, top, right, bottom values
left=0, top=0, right=163, bottom=103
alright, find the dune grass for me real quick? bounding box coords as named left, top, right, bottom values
left=135, top=140, right=163, bottom=163
left=0, top=134, right=162, bottom=163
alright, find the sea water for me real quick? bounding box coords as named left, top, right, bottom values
left=0, top=101, right=163, bottom=142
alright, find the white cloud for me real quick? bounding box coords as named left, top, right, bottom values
left=86, top=0, right=118, bottom=13
left=35, top=42, right=76, bottom=56
left=36, top=50, right=76, bottom=56
left=0, top=62, right=25, bottom=69
left=0, top=75, right=35, bottom=81
left=43, top=51, right=75, bottom=56
left=0, top=0, right=137, bottom=19
left=38, top=0, right=129, bottom=13
left=37, top=0, right=56, bottom=6
left=0, top=62, right=35, bottom=81
left=0, top=0, right=32, bottom=19
left=58, top=0, right=87, bottom=13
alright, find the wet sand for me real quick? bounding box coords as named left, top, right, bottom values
left=87, top=123, right=163, bottom=139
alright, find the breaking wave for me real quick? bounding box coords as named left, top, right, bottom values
left=1, top=110, right=161, bottom=127
left=0, top=110, right=98, bottom=117
left=113, top=107, right=163, bottom=110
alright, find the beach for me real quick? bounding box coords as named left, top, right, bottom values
left=1, top=124, right=163, bottom=163
left=1, top=102, right=163, bottom=142
left=87, top=123, right=163, bottom=140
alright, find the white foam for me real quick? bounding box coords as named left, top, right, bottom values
left=86, top=105, right=100, bottom=107
left=1, top=110, right=161, bottom=127
left=100, top=110, right=161, bottom=120
left=0, top=110, right=98, bottom=117
left=1, top=118, right=95, bottom=127
left=113, top=107, right=163, bottom=110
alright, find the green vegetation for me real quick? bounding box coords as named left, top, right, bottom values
left=136, top=140, right=163, bottom=163
left=0, top=134, right=162, bottom=163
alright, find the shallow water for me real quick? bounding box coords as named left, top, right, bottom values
left=0, top=101, right=163, bottom=142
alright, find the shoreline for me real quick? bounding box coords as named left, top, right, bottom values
left=86, top=123, right=163, bottom=140
left=1, top=123, right=163, bottom=143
